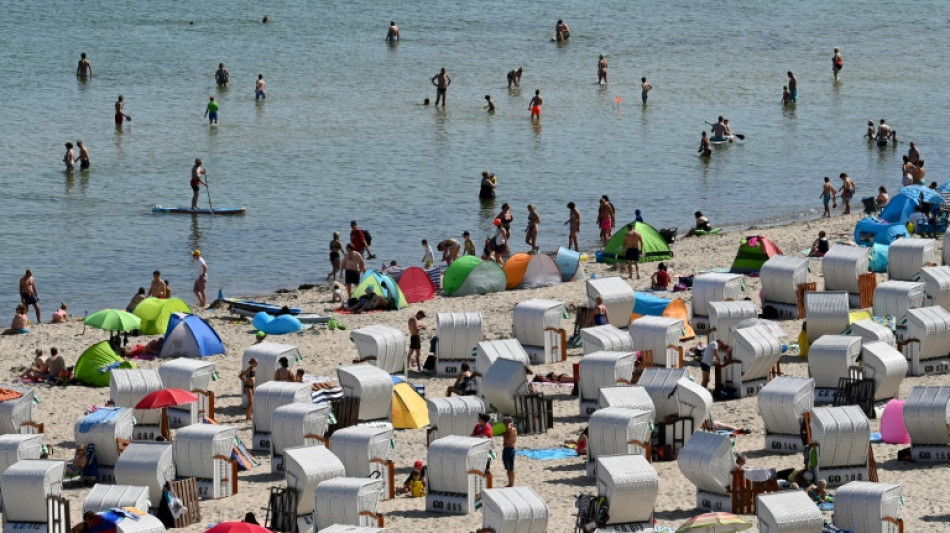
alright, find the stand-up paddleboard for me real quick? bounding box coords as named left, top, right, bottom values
left=710, top=136, right=733, bottom=145
left=152, top=205, right=246, bottom=215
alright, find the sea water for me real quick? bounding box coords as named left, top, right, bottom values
left=1, top=0, right=948, bottom=310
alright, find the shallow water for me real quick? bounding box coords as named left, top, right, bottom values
left=2, top=0, right=948, bottom=311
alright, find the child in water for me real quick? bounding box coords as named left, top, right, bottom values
left=484, top=95, right=495, bottom=113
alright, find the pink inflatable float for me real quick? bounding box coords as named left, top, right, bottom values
left=880, top=398, right=911, bottom=444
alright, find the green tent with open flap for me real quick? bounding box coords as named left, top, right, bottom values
left=442, top=256, right=507, bottom=296
left=603, top=221, right=673, bottom=264
left=353, top=270, right=408, bottom=309
left=729, top=235, right=783, bottom=273
left=74, top=341, right=136, bottom=387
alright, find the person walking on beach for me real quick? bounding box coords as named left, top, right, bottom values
left=76, top=140, right=90, bottom=170
left=342, top=243, right=366, bottom=298
left=491, top=220, right=508, bottom=265
left=114, top=96, right=129, bottom=126
left=623, top=224, right=644, bottom=280
left=641, top=77, right=652, bottom=104
left=565, top=201, right=581, bottom=251
left=19, top=269, right=40, bottom=322
left=526, top=204, right=541, bottom=254
left=255, top=75, right=266, bottom=100
left=832, top=48, right=843, bottom=80
left=328, top=232, right=344, bottom=281
left=462, top=231, right=476, bottom=256
left=529, top=90, right=542, bottom=119
left=507, top=67, right=523, bottom=89
left=598, top=55, right=608, bottom=84
left=76, top=52, right=92, bottom=79
left=838, top=173, right=856, bottom=214
left=421, top=240, right=435, bottom=269
left=215, top=63, right=230, bottom=86
left=787, top=71, right=797, bottom=102
left=431, top=68, right=451, bottom=107
left=192, top=250, right=208, bottom=308
left=191, top=158, right=207, bottom=210
left=239, top=358, right=257, bottom=421
left=350, top=220, right=375, bottom=259
left=386, top=21, right=399, bottom=42
left=63, top=142, right=75, bottom=171
left=408, top=311, right=426, bottom=371
left=820, top=177, right=837, bottom=217
left=598, top=195, right=616, bottom=245
left=204, top=96, right=219, bottom=125
left=502, top=417, right=518, bottom=487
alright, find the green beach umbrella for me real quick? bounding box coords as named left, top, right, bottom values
left=84, top=309, right=141, bottom=332
left=133, top=297, right=192, bottom=335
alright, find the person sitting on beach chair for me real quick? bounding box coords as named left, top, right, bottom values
left=64, top=445, right=91, bottom=478
left=446, top=363, right=476, bottom=396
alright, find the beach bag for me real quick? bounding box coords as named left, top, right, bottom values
left=362, top=229, right=372, bottom=246
left=659, top=227, right=678, bottom=244
left=422, top=355, right=436, bottom=372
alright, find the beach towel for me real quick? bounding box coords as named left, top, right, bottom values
left=79, top=407, right=123, bottom=433
left=870, top=432, right=883, bottom=443
left=515, top=448, right=579, bottom=460
left=312, top=386, right=344, bottom=405
left=231, top=438, right=259, bottom=471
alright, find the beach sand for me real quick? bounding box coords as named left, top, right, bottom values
left=5, top=211, right=947, bottom=532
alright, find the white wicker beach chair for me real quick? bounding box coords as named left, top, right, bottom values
left=580, top=324, right=635, bottom=355
left=113, top=442, right=175, bottom=506
left=756, top=490, right=824, bottom=533
left=629, top=316, right=684, bottom=368
left=336, top=364, right=393, bottom=423
left=587, top=277, right=635, bottom=329
left=887, top=237, right=936, bottom=281
left=834, top=481, right=903, bottom=533
left=83, top=483, right=150, bottom=513
left=350, top=325, right=406, bottom=374
left=479, top=486, right=549, bottom=533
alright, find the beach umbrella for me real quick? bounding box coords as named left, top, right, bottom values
left=84, top=309, right=141, bottom=332
left=133, top=297, right=191, bottom=335
left=134, top=388, right=199, bottom=410
left=676, top=512, right=752, bottom=533
left=205, top=522, right=271, bottom=533
left=730, top=318, right=788, bottom=339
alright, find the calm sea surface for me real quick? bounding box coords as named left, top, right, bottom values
left=2, top=0, right=948, bottom=312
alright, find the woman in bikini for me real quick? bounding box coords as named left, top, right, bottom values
left=593, top=297, right=609, bottom=326
left=239, top=358, right=257, bottom=421
left=274, top=356, right=294, bottom=381
left=328, top=232, right=344, bottom=281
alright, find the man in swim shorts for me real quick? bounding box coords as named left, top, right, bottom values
left=787, top=71, right=797, bottom=101
left=622, top=224, right=644, bottom=279
left=529, top=90, right=542, bottom=119
left=710, top=116, right=729, bottom=141
left=19, top=269, right=40, bottom=322
left=77, top=140, right=90, bottom=170
left=215, top=63, right=230, bottom=86
left=820, top=177, right=836, bottom=217
left=407, top=310, right=426, bottom=370
left=386, top=21, right=399, bottom=42
left=838, top=173, right=856, bottom=215
left=342, top=243, right=366, bottom=299
left=255, top=75, right=266, bottom=100
left=431, top=68, right=451, bottom=107
left=191, top=158, right=207, bottom=210
left=204, top=96, right=219, bottom=124
left=115, top=95, right=126, bottom=126
left=641, top=77, right=652, bottom=103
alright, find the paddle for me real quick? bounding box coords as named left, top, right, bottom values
left=205, top=173, right=214, bottom=216
left=704, top=121, right=745, bottom=140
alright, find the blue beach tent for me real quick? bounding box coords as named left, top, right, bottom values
left=854, top=217, right=910, bottom=246
left=159, top=312, right=225, bottom=357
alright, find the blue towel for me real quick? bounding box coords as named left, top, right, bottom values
left=870, top=432, right=883, bottom=443
left=79, top=407, right=122, bottom=433
left=515, top=448, right=579, bottom=460
left=818, top=502, right=835, bottom=512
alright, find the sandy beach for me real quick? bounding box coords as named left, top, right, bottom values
left=4, top=210, right=948, bottom=532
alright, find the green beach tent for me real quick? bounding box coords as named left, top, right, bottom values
left=133, top=297, right=192, bottom=335
left=443, top=256, right=507, bottom=296
left=74, top=341, right=136, bottom=387
left=603, top=221, right=673, bottom=264
left=729, top=235, right=783, bottom=273
left=353, top=270, right=408, bottom=309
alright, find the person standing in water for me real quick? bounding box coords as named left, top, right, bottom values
left=838, top=173, right=856, bottom=214
left=698, top=131, right=712, bottom=157
left=787, top=71, right=797, bottom=101
left=484, top=95, right=495, bottom=113
left=215, top=63, right=230, bottom=86
left=479, top=171, right=497, bottom=199
left=191, top=158, right=207, bottom=210
left=555, top=19, right=570, bottom=42
left=565, top=202, right=580, bottom=251
left=525, top=204, right=541, bottom=254
left=76, top=52, right=92, bottom=79
left=63, top=142, right=75, bottom=172
left=204, top=96, right=219, bottom=124
left=328, top=232, right=344, bottom=281
left=832, top=48, right=843, bottom=80
left=255, top=75, right=266, bottom=100
left=820, top=177, right=837, bottom=217
left=529, top=90, right=542, bottom=119
left=597, top=55, right=608, bottom=84
left=431, top=68, right=451, bottom=107
left=114, top=96, right=127, bottom=126
left=386, top=21, right=399, bottom=42
left=19, top=270, right=40, bottom=322
left=641, top=77, right=652, bottom=103
left=76, top=140, right=90, bottom=170
left=507, top=67, right=523, bottom=89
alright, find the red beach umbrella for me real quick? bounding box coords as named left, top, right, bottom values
left=135, top=388, right=199, bottom=410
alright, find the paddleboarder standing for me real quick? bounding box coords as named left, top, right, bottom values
left=191, top=158, right=207, bottom=210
